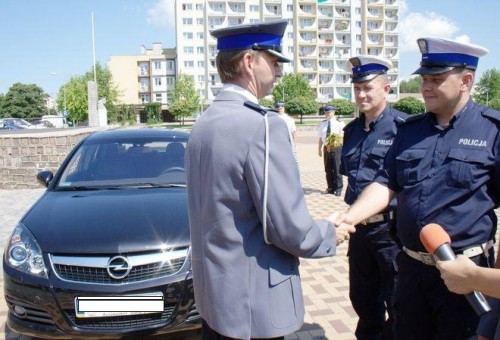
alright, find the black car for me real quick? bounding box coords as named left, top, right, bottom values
left=3, top=128, right=201, bottom=338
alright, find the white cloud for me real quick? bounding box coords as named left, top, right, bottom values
left=399, top=1, right=460, bottom=52
left=147, top=0, right=175, bottom=29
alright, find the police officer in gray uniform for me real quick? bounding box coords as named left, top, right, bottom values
left=185, top=20, right=351, bottom=340
left=341, top=55, right=408, bottom=340
left=336, top=37, right=500, bottom=339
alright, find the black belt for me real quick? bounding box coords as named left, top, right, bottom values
left=360, top=211, right=394, bottom=225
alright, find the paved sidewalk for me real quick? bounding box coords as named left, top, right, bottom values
left=1, top=129, right=498, bottom=339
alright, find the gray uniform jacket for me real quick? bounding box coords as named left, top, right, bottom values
left=185, top=90, right=338, bottom=339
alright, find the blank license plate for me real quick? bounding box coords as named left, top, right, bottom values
left=75, top=293, right=164, bottom=318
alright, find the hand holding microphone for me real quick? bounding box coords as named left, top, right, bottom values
left=419, top=223, right=491, bottom=316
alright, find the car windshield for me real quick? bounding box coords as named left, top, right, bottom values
left=57, top=136, right=187, bottom=189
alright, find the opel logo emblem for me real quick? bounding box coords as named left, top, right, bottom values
left=107, top=256, right=131, bottom=280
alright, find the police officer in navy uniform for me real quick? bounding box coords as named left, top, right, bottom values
left=335, top=37, right=500, bottom=339
left=185, top=20, right=351, bottom=340
left=318, top=105, right=345, bottom=196
left=341, top=55, right=408, bottom=340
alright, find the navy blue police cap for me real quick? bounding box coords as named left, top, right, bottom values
left=274, top=102, right=285, bottom=108
left=324, top=105, right=336, bottom=112
left=413, top=37, right=489, bottom=75
left=347, top=55, right=393, bottom=83
left=210, top=19, right=291, bottom=63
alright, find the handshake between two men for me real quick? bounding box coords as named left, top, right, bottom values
left=327, top=211, right=357, bottom=246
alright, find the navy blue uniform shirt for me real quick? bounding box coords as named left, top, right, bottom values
left=341, top=106, right=408, bottom=206
left=376, top=100, right=500, bottom=251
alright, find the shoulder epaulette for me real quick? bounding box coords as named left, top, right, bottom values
left=481, top=108, right=500, bottom=123
left=244, top=101, right=268, bottom=116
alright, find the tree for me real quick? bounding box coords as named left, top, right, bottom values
left=0, top=83, right=48, bottom=119
left=168, top=74, right=200, bottom=125
left=286, top=96, right=317, bottom=124
left=144, top=102, right=162, bottom=124
left=392, top=96, right=426, bottom=115
left=272, top=73, right=315, bottom=104
left=116, top=104, right=137, bottom=125
left=56, top=62, right=119, bottom=124
left=399, top=76, right=422, bottom=93
left=329, top=99, right=356, bottom=116
left=473, top=68, right=500, bottom=107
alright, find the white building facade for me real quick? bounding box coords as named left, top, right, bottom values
left=174, top=0, right=400, bottom=103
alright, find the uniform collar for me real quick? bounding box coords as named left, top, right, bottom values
left=429, top=98, right=473, bottom=129
left=219, top=83, right=259, bottom=103
left=360, top=107, right=388, bottom=131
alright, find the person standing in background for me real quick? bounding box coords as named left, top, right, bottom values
left=341, top=55, right=408, bottom=340
left=318, top=105, right=345, bottom=196
left=275, top=101, right=300, bottom=175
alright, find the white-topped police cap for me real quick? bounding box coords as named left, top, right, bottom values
left=413, top=37, right=489, bottom=75
left=210, top=19, right=291, bottom=63
left=347, top=55, right=393, bottom=83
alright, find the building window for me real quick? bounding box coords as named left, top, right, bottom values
left=196, top=18, right=203, bottom=25
left=182, top=4, right=192, bottom=10
left=183, top=18, right=193, bottom=25
left=166, top=77, right=175, bottom=86
left=250, top=5, right=259, bottom=12
left=154, top=61, right=161, bottom=70
left=184, top=61, right=194, bottom=68
left=196, top=3, right=203, bottom=10
left=140, top=79, right=149, bottom=91
left=166, top=60, right=174, bottom=71
left=197, top=46, right=204, bottom=54
left=287, top=4, right=293, bottom=11
left=197, top=61, right=205, bottom=67
left=184, top=46, right=194, bottom=54
left=183, top=32, right=193, bottom=39
left=140, top=94, right=150, bottom=104
left=197, top=32, right=204, bottom=39
left=154, top=77, right=162, bottom=86
left=155, top=93, right=162, bottom=102
left=198, top=75, right=204, bottom=82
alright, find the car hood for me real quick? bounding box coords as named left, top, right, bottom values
left=21, top=188, right=191, bottom=254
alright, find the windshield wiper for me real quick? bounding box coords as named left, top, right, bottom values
left=132, top=183, right=186, bottom=188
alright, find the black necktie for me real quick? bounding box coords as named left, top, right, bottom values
left=326, top=120, right=331, bottom=137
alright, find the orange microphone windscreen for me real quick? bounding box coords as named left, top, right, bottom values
left=419, top=223, right=451, bottom=254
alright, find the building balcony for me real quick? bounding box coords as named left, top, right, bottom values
left=334, top=20, right=350, bottom=31
left=335, top=9, right=350, bottom=17
left=334, top=0, right=350, bottom=5
left=318, top=9, right=333, bottom=18
left=385, top=0, right=398, bottom=6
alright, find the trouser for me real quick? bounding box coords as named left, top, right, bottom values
left=393, top=247, right=495, bottom=339
left=323, top=146, right=342, bottom=191
left=201, top=320, right=285, bottom=340
left=348, top=221, right=399, bottom=340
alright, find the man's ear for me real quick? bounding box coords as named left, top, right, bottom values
left=461, top=71, right=474, bottom=91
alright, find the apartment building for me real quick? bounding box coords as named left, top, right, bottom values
left=175, top=0, right=400, bottom=103
left=108, top=43, right=176, bottom=106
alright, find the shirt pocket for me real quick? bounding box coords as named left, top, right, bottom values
left=395, top=149, right=427, bottom=186
left=368, top=146, right=389, bottom=171
left=444, top=148, right=487, bottom=189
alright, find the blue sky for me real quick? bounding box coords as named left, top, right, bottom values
left=1, top=0, right=498, bottom=96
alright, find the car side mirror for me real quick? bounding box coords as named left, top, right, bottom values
left=37, top=171, right=54, bottom=188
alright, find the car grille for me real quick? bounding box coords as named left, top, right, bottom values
left=5, top=296, right=55, bottom=326
left=66, top=304, right=177, bottom=329
left=49, top=247, right=189, bottom=284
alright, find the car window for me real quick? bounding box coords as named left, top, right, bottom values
left=58, top=137, right=187, bottom=189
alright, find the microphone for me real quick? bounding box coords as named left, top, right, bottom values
left=419, top=223, right=491, bottom=316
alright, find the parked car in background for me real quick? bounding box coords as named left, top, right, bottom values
left=2, top=118, right=33, bottom=129
left=41, top=115, right=68, bottom=128
left=3, top=128, right=200, bottom=338
left=1, top=121, right=25, bottom=130
left=31, top=119, right=55, bottom=129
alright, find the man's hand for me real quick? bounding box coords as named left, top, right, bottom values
left=436, top=255, right=478, bottom=294
left=328, top=212, right=356, bottom=245
left=332, top=212, right=356, bottom=234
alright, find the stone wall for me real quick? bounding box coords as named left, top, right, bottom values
left=0, top=128, right=101, bottom=189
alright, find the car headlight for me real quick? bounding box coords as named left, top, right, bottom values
left=5, top=224, right=47, bottom=278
